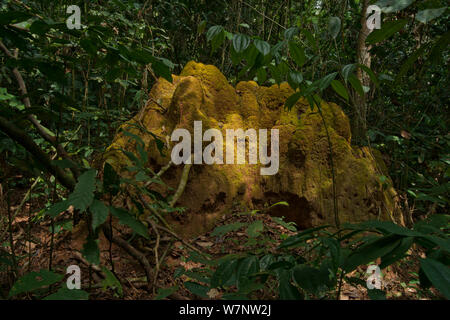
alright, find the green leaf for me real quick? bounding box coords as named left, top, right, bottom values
left=67, top=169, right=97, bottom=212
left=206, top=25, right=224, bottom=41
left=318, top=72, right=338, bottom=91
left=284, top=27, right=299, bottom=40
left=292, top=264, right=330, bottom=295
left=288, top=72, right=303, bottom=88
left=358, top=64, right=380, bottom=87
left=416, top=7, right=447, bottom=24
left=331, top=79, right=349, bottom=101
left=236, top=256, right=259, bottom=286
left=30, top=20, right=50, bottom=35
left=284, top=91, right=303, bottom=111
left=211, top=258, right=239, bottom=287
left=110, top=207, right=149, bottom=239
left=151, top=57, right=173, bottom=82
left=420, top=258, right=450, bottom=299
left=367, top=289, right=386, bottom=300
left=233, top=34, right=251, bottom=53
left=288, top=41, right=306, bottom=67
left=44, top=287, right=89, bottom=300
left=154, top=286, right=179, bottom=300
left=197, top=20, right=206, bottom=34
left=254, top=39, right=270, bottom=56
left=45, top=200, right=70, bottom=218
left=301, top=29, right=317, bottom=51
left=90, top=199, right=109, bottom=231
left=277, top=269, right=302, bottom=300
left=80, top=38, right=98, bottom=55
left=279, top=225, right=331, bottom=249
left=211, top=222, right=246, bottom=237
left=348, top=74, right=365, bottom=97
left=328, top=17, right=341, bottom=39
left=342, top=64, right=356, bottom=82
left=101, top=267, right=123, bottom=297
left=256, top=67, right=267, bottom=83
left=366, top=19, right=407, bottom=45
left=271, top=217, right=297, bottom=232
left=344, top=235, right=402, bottom=272
left=9, top=270, right=63, bottom=297
left=82, top=237, right=100, bottom=265
left=247, top=220, right=264, bottom=238
left=184, top=281, right=209, bottom=298
left=380, top=236, right=413, bottom=268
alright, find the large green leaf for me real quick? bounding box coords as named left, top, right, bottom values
left=110, top=207, right=149, bottom=239
left=292, top=264, right=330, bottom=295
left=318, top=72, right=338, bottom=91
left=211, top=222, right=246, bottom=237
left=211, top=258, right=239, bottom=288
left=344, top=235, right=402, bottom=272
left=420, top=258, right=450, bottom=299
left=254, top=39, right=270, bottom=56
left=90, top=199, right=109, bottom=231
left=233, top=34, right=251, bottom=53
left=331, top=79, right=349, bottom=101
left=44, top=287, right=89, bottom=300
left=154, top=286, right=179, bottom=300
left=284, top=27, right=299, bottom=40
left=348, top=74, right=365, bottom=97
left=184, top=281, right=209, bottom=298
left=206, top=25, right=224, bottom=42
left=82, top=237, right=100, bottom=265
left=366, top=19, right=407, bottom=44
left=67, top=169, right=97, bottom=212
left=288, top=41, right=306, bottom=67
left=277, top=269, right=302, bottom=300
left=284, top=91, right=303, bottom=111
left=45, top=200, right=70, bottom=218
left=342, top=64, right=356, bottom=82
left=9, top=270, right=63, bottom=297
left=247, top=220, right=264, bottom=238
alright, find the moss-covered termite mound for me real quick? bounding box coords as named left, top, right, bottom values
left=103, top=61, right=403, bottom=237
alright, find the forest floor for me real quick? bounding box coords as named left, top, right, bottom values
left=0, top=183, right=436, bottom=300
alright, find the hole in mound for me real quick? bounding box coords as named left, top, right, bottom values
left=262, top=192, right=313, bottom=230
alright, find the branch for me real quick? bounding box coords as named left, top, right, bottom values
left=169, top=161, right=192, bottom=207
left=102, top=225, right=153, bottom=291
left=0, top=116, right=76, bottom=190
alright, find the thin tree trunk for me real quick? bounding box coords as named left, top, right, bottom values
left=354, top=0, right=373, bottom=141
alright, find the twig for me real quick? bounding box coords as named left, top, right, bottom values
left=147, top=217, right=161, bottom=293
left=169, top=161, right=192, bottom=207
left=144, top=160, right=172, bottom=187
left=102, top=225, right=154, bottom=291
